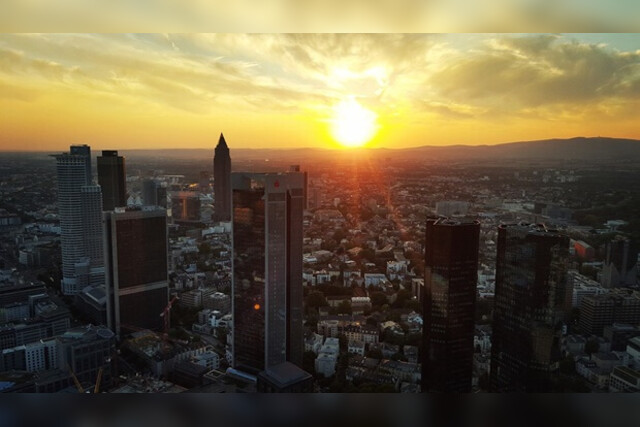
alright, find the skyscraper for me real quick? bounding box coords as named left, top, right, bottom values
left=214, top=133, right=231, bottom=222
left=103, top=207, right=169, bottom=336
left=171, top=191, right=201, bottom=223
left=142, top=179, right=167, bottom=208
left=232, top=172, right=304, bottom=376
left=422, top=218, right=480, bottom=392
left=601, top=236, right=639, bottom=288
left=490, top=223, right=570, bottom=392
left=53, top=145, right=104, bottom=295
left=97, top=150, right=126, bottom=211
left=289, top=165, right=308, bottom=210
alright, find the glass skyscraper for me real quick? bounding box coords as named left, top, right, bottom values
left=422, top=218, right=480, bottom=392
left=103, top=207, right=169, bottom=336
left=490, top=223, right=570, bottom=392
left=53, top=145, right=104, bottom=295
left=232, top=172, right=304, bottom=376
left=97, top=150, right=126, bottom=211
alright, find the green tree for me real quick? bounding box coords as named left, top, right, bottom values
left=370, top=291, right=388, bottom=307
left=306, top=291, right=328, bottom=310
left=337, top=300, right=352, bottom=315
left=303, top=350, right=317, bottom=375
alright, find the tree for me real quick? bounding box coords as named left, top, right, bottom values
left=366, top=348, right=383, bottom=359
left=559, top=356, right=576, bottom=375
left=391, top=289, right=412, bottom=309
left=585, top=338, right=600, bottom=356
left=303, top=350, right=317, bottom=375
left=306, top=291, right=328, bottom=311
left=370, top=291, right=388, bottom=307
left=337, top=300, right=352, bottom=315
left=391, top=352, right=408, bottom=362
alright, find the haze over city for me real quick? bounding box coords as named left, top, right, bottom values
left=2, top=30, right=640, bottom=401
left=1, top=33, right=640, bottom=151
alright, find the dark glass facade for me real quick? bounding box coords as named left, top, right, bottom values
left=214, top=133, right=231, bottom=222
left=490, top=223, right=569, bottom=392
left=422, top=218, right=480, bottom=392
left=171, top=192, right=201, bottom=222
left=97, top=150, right=126, bottom=211
left=232, top=173, right=304, bottom=375
left=104, top=208, right=169, bottom=335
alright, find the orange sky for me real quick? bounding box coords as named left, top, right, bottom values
left=1, top=33, right=639, bottom=151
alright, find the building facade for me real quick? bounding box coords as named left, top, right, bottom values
left=490, top=223, right=570, bottom=392
left=422, top=218, right=480, bottom=392
left=53, top=145, right=104, bottom=295
left=103, top=207, right=169, bottom=336
left=213, top=133, right=231, bottom=222
left=232, top=172, right=304, bottom=375
left=97, top=150, right=126, bottom=211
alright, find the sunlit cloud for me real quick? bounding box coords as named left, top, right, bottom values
left=0, top=33, right=639, bottom=151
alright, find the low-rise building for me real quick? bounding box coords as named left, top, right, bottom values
left=348, top=340, right=365, bottom=356
left=609, top=366, right=640, bottom=392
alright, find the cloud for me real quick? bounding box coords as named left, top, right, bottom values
left=427, top=35, right=640, bottom=118
left=0, top=33, right=639, bottom=138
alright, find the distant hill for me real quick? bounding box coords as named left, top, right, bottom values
left=73, top=136, right=640, bottom=164
left=398, top=137, right=640, bottom=161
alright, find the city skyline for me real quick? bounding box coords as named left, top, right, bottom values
left=1, top=33, right=640, bottom=151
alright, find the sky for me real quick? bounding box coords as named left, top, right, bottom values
left=1, top=33, right=639, bottom=151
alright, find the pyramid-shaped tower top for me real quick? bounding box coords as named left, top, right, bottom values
left=217, top=133, right=228, bottom=150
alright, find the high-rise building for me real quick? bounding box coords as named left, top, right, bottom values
left=232, top=172, right=304, bottom=376
left=171, top=191, right=201, bottom=222
left=69, top=144, right=92, bottom=183
left=601, top=236, right=638, bottom=288
left=289, top=165, right=308, bottom=210
left=490, top=223, right=570, bottom=392
left=97, top=150, right=126, bottom=211
left=53, top=145, right=104, bottom=295
left=103, top=207, right=169, bottom=336
left=142, top=179, right=167, bottom=208
left=422, top=218, right=480, bottom=392
left=214, top=133, right=231, bottom=222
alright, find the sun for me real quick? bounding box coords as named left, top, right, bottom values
left=330, top=98, right=379, bottom=148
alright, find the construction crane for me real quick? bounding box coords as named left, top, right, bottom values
left=94, top=367, right=103, bottom=393
left=67, top=363, right=85, bottom=393
left=160, top=295, right=180, bottom=336
left=67, top=364, right=103, bottom=393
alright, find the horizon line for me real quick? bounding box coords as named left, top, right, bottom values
left=1, top=135, right=638, bottom=154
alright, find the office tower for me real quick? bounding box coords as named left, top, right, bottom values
left=213, top=133, right=231, bottom=222
left=422, top=218, right=480, bottom=392
left=80, top=185, right=105, bottom=286
left=290, top=165, right=308, bottom=210
left=69, top=144, right=92, bottom=183
left=142, top=179, right=167, bottom=208
left=53, top=145, right=104, bottom=295
left=601, top=236, right=639, bottom=288
left=171, top=191, right=201, bottom=222
left=103, top=207, right=169, bottom=336
left=490, top=224, right=570, bottom=392
left=579, top=289, right=640, bottom=336
left=199, top=171, right=210, bottom=192
left=97, top=150, right=126, bottom=211
left=232, top=172, right=304, bottom=376
left=57, top=324, right=116, bottom=391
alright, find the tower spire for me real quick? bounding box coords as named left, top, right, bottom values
left=218, top=132, right=228, bottom=149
